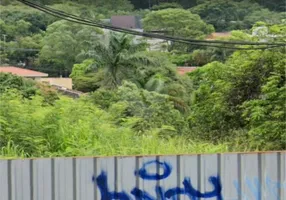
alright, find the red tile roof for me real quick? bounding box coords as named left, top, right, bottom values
left=177, top=67, right=197, bottom=75
left=0, top=66, right=48, bottom=77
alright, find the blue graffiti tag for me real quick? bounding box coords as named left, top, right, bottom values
left=92, top=160, right=223, bottom=200
left=134, top=160, right=171, bottom=180
left=93, top=172, right=132, bottom=200
left=233, top=176, right=286, bottom=200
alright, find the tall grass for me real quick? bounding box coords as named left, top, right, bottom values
left=0, top=90, right=245, bottom=158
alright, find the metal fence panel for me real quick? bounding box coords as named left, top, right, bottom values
left=11, top=159, right=31, bottom=200
left=281, top=153, right=286, bottom=199
left=54, top=158, right=74, bottom=200
left=33, top=159, right=52, bottom=200
left=159, top=156, right=178, bottom=196
left=221, top=153, right=240, bottom=200
left=76, top=158, right=95, bottom=200
left=95, top=157, right=116, bottom=199
left=138, top=156, right=158, bottom=198
left=0, top=160, right=9, bottom=200
left=0, top=152, right=285, bottom=200
left=179, top=155, right=199, bottom=200
left=262, top=153, right=279, bottom=199
left=200, top=154, right=219, bottom=200
left=241, top=153, right=260, bottom=199
left=117, top=156, right=136, bottom=198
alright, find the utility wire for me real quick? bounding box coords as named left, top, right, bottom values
left=19, top=0, right=285, bottom=49
left=17, top=0, right=286, bottom=50
left=18, top=0, right=285, bottom=47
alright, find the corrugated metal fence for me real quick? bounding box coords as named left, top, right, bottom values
left=0, top=152, right=285, bottom=200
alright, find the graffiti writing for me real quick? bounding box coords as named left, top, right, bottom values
left=92, top=160, right=223, bottom=200
left=233, top=176, right=286, bottom=200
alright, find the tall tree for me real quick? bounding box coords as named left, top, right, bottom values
left=143, top=8, right=214, bottom=51
left=86, top=32, right=152, bottom=88
left=39, top=20, right=102, bottom=75
left=190, top=0, right=284, bottom=31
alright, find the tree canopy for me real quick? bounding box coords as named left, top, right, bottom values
left=0, top=0, right=285, bottom=158
left=187, top=23, right=286, bottom=148
left=39, top=20, right=103, bottom=74
left=190, top=0, right=284, bottom=31
left=143, top=8, right=214, bottom=50
left=80, top=32, right=151, bottom=88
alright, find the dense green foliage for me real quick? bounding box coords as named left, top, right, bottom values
left=2, top=0, right=285, bottom=11
left=189, top=49, right=285, bottom=144
left=1, top=0, right=284, bottom=67
left=143, top=8, right=214, bottom=51
left=0, top=73, right=37, bottom=98
left=0, top=73, right=59, bottom=103
left=0, top=77, right=230, bottom=158
left=0, top=0, right=285, bottom=158
left=39, top=20, right=103, bottom=73
left=190, top=0, right=284, bottom=31
left=69, top=59, right=101, bottom=92
left=82, top=32, right=151, bottom=88
left=89, top=81, right=189, bottom=135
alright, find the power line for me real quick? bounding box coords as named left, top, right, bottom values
left=17, top=0, right=285, bottom=50
left=18, top=0, right=285, bottom=49
left=21, top=0, right=284, bottom=46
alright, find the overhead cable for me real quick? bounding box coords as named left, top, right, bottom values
left=17, top=0, right=286, bottom=50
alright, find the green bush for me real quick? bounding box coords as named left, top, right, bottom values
left=167, top=52, right=193, bottom=66
left=89, top=81, right=189, bottom=135
left=0, top=72, right=37, bottom=98
left=241, top=69, right=286, bottom=150
left=0, top=73, right=59, bottom=103
left=188, top=48, right=286, bottom=150
left=0, top=89, right=233, bottom=157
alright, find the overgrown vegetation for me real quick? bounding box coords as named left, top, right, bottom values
left=0, top=78, right=233, bottom=158
left=0, top=0, right=285, bottom=158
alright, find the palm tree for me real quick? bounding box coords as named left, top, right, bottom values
left=88, top=32, right=153, bottom=89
